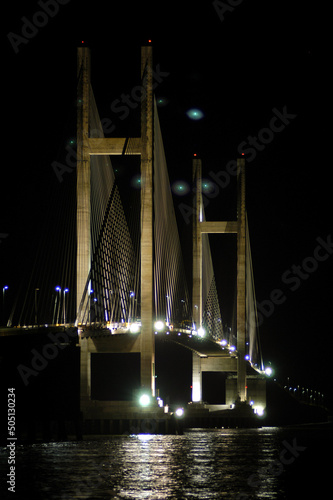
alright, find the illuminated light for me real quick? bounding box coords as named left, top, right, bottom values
left=175, top=408, right=184, bottom=417
left=55, top=286, right=61, bottom=292
left=265, top=367, right=273, bottom=377
left=220, top=339, right=227, bottom=346
left=245, top=354, right=250, bottom=361
left=255, top=406, right=265, bottom=417
left=249, top=400, right=254, bottom=406
left=130, top=323, right=140, bottom=333
left=148, top=39, right=152, bottom=43
left=186, top=108, right=204, bottom=120
left=139, top=394, right=150, bottom=407
left=137, top=434, right=154, bottom=441
left=154, top=320, right=165, bottom=331
left=229, top=345, right=236, bottom=352
left=197, top=327, right=205, bottom=338
left=193, top=153, right=197, bottom=157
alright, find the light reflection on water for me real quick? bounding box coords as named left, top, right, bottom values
left=0, top=427, right=318, bottom=499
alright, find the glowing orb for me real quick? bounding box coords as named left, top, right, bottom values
left=201, top=179, right=215, bottom=195
left=175, top=408, right=184, bottom=417
left=131, top=174, right=141, bottom=189
left=139, top=394, right=150, bottom=407
left=171, top=181, right=190, bottom=196
left=186, top=108, right=204, bottom=120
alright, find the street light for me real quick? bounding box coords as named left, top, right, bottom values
left=55, top=286, right=61, bottom=324
left=197, top=327, right=205, bottom=338
left=63, top=288, right=69, bottom=325
left=2, top=286, right=8, bottom=326
left=129, top=291, right=135, bottom=323
left=34, top=288, right=39, bottom=325
left=139, top=394, right=150, bottom=407
left=154, top=320, right=165, bottom=332
left=166, top=295, right=171, bottom=325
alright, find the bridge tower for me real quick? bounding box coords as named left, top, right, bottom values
left=77, top=44, right=155, bottom=418
left=192, top=157, right=247, bottom=402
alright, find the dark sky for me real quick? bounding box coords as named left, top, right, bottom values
left=2, top=2, right=331, bottom=400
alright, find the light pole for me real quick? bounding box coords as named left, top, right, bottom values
left=166, top=295, right=171, bottom=325
left=129, top=291, right=135, bottom=323
left=55, top=286, right=61, bottom=324
left=34, top=288, right=39, bottom=325
left=2, top=286, right=8, bottom=326
left=63, top=288, right=69, bottom=325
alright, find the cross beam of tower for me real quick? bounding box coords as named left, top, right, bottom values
left=192, top=157, right=247, bottom=401
left=76, top=45, right=155, bottom=395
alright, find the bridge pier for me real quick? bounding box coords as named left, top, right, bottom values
left=76, top=45, right=156, bottom=404
left=192, top=157, right=248, bottom=402
left=191, top=350, right=266, bottom=412
left=192, top=352, right=202, bottom=402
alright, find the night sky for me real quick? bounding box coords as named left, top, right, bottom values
left=1, top=2, right=331, bottom=405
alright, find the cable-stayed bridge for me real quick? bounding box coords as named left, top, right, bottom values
left=6, top=44, right=267, bottom=423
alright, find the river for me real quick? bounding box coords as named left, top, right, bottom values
left=0, top=424, right=331, bottom=499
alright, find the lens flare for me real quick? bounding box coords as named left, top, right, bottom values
left=131, top=174, right=141, bottom=189
left=186, top=108, right=204, bottom=120
left=171, top=180, right=190, bottom=196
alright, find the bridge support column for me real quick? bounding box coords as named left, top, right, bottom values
left=76, top=47, right=91, bottom=321
left=192, top=157, right=203, bottom=330
left=140, top=45, right=155, bottom=396
left=192, top=353, right=202, bottom=402
left=237, top=158, right=247, bottom=401
left=80, top=337, right=91, bottom=414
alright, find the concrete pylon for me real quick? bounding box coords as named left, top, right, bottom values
left=140, top=45, right=155, bottom=396
left=76, top=45, right=155, bottom=400
left=192, top=157, right=203, bottom=331
left=191, top=156, right=247, bottom=403
left=76, top=47, right=91, bottom=322
left=237, top=157, right=247, bottom=401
